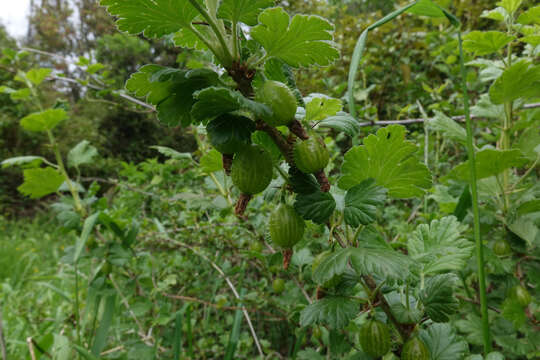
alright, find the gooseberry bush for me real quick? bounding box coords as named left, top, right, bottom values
left=3, top=0, right=539, bottom=358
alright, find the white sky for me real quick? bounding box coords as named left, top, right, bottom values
left=0, top=0, right=31, bottom=38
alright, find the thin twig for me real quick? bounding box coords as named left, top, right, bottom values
left=26, top=338, right=36, bottom=360
left=100, top=345, right=125, bottom=356
left=357, top=102, right=540, bottom=127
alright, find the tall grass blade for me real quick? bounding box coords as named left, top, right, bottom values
left=172, top=311, right=183, bottom=360
left=91, top=294, right=116, bottom=356
left=224, top=305, right=243, bottom=360
left=457, top=31, right=491, bottom=354
left=185, top=304, right=194, bottom=357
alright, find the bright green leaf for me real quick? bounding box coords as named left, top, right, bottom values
left=191, top=87, right=271, bottom=121
left=470, top=94, right=505, bottom=119
left=299, top=296, right=357, bottom=329
left=217, top=0, right=274, bottom=26
left=481, top=7, right=508, bottom=22
left=1, top=156, right=45, bottom=168
left=68, top=140, right=98, bottom=168
left=339, top=125, right=432, bottom=198
left=463, top=31, right=515, bottom=56
left=420, top=274, right=459, bottom=322
left=501, top=297, right=526, bottom=329
left=100, top=0, right=201, bottom=38
left=428, top=111, right=466, bottom=144
left=489, top=60, right=540, bottom=104
left=87, top=63, right=105, bottom=74
left=294, top=191, right=336, bottom=224
left=343, top=179, right=387, bottom=227
left=10, top=88, right=31, bottom=101
left=20, top=109, right=68, bottom=132
left=304, top=95, right=342, bottom=122
left=200, top=149, right=223, bottom=173
left=173, top=27, right=210, bottom=50
left=251, top=7, right=339, bottom=68
left=126, top=64, right=172, bottom=104
left=520, top=35, right=540, bottom=46
left=312, top=248, right=351, bottom=285
left=26, top=68, right=52, bottom=86
left=316, top=113, right=360, bottom=136
left=445, top=148, right=527, bottom=181
left=419, top=323, right=468, bottom=360
left=18, top=167, right=66, bottom=199
left=408, top=216, right=473, bottom=275
left=517, top=200, right=540, bottom=215
left=496, top=0, right=522, bottom=15
left=517, top=6, right=540, bottom=25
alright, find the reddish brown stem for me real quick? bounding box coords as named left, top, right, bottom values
left=282, top=248, right=293, bottom=270
left=234, top=193, right=252, bottom=217
left=315, top=170, right=330, bottom=192
left=288, top=120, right=309, bottom=140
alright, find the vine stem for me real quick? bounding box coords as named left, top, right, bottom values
left=458, top=31, right=491, bottom=354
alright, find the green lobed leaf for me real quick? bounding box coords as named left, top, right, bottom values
left=385, top=292, right=423, bottom=324
left=199, top=149, right=223, bottom=173
left=100, top=0, right=201, bottom=38
left=251, top=7, right=339, bottom=68
left=304, top=95, right=342, bottom=122
left=68, top=140, right=98, bottom=168
left=299, top=296, right=357, bottom=329
left=419, top=323, right=468, bottom=360
left=10, top=88, right=31, bottom=101
left=294, top=191, right=336, bottom=224
left=463, top=31, right=515, bottom=56
left=26, top=68, right=52, bottom=86
left=489, top=60, right=540, bottom=105
left=343, top=179, right=387, bottom=227
left=470, top=94, right=504, bottom=119
left=312, top=248, right=351, bottom=285
left=496, top=0, right=522, bottom=15
left=126, top=65, right=219, bottom=126
left=339, top=125, right=432, bottom=198
left=517, top=5, right=540, bottom=25
left=1, top=156, right=45, bottom=169
left=173, top=27, right=210, bottom=50
left=481, top=7, right=508, bottom=22
left=288, top=168, right=320, bottom=195
left=517, top=200, right=540, bottom=215
left=420, top=274, right=459, bottom=322
left=191, top=87, right=271, bottom=121
left=17, top=167, right=66, bottom=199
left=349, top=245, right=409, bottom=281
left=217, top=0, right=274, bottom=26
left=501, top=298, right=526, bottom=329
left=445, top=148, right=527, bottom=181
left=408, top=216, right=473, bottom=275
left=316, top=113, right=360, bottom=137
left=428, top=111, right=466, bottom=145
left=520, top=35, right=540, bottom=46
left=508, top=216, right=538, bottom=247
left=20, top=108, right=68, bottom=132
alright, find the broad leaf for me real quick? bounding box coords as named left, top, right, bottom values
left=455, top=315, right=484, bottom=346
left=251, top=7, right=339, bottom=68
left=517, top=200, right=540, bottom=215
left=299, top=296, right=357, bottom=329
left=10, top=89, right=31, bottom=101
left=173, top=27, right=210, bottom=50
left=428, top=111, right=466, bottom=145
left=508, top=216, right=538, bottom=247
left=339, top=125, right=432, bottom=198
left=100, top=0, right=201, bottom=38
left=409, top=0, right=446, bottom=18
left=217, top=0, right=274, bottom=26
left=419, top=323, right=468, bottom=360
left=463, top=31, right=515, bottom=56
left=489, top=61, right=540, bottom=104
left=191, top=87, right=271, bottom=121
left=1, top=156, right=45, bottom=168
left=199, top=149, right=223, bottom=173
left=343, top=179, right=387, bottom=227
left=289, top=168, right=320, bottom=195
left=68, top=140, right=98, bottom=168
left=501, top=298, right=526, bottom=329
left=349, top=245, right=409, bottom=281
left=18, top=167, right=66, bottom=199
left=26, top=68, right=52, bottom=86
left=517, top=5, right=540, bottom=25
left=470, top=94, right=504, bottom=119
left=408, top=216, right=473, bottom=275
left=312, top=248, right=351, bottom=285
left=304, top=95, right=342, bottom=122
left=316, top=113, right=360, bottom=137
left=20, top=109, right=67, bottom=132
left=385, top=292, right=422, bottom=324
left=126, top=65, right=219, bottom=126
left=150, top=146, right=193, bottom=160
left=445, top=148, right=527, bottom=181
left=496, top=0, right=522, bottom=15
left=294, top=191, right=336, bottom=224
left=420, top=274, right=459, bottom=322
left=481, top=7, right=508, bottom=22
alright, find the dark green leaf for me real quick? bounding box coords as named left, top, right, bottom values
left=312, top=248, right=351, bottom=285
left=294, top=191, right=336, bottom=224
left=289, top=168, right=320, bottom=195
left=92, top=295, right=116, bottom=355
left=349, top=245, right=409, bottom=281
left=385, top=292, right=423, bottom=324
left=344, top=179, right=387, bottom=227
left=419, top=323, right=468, bottom=360
left=299, top=296, right=357, bottom=329
left=420, top=274, right=459, bottom=322
left=453, top=185, right=472, bottom=221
